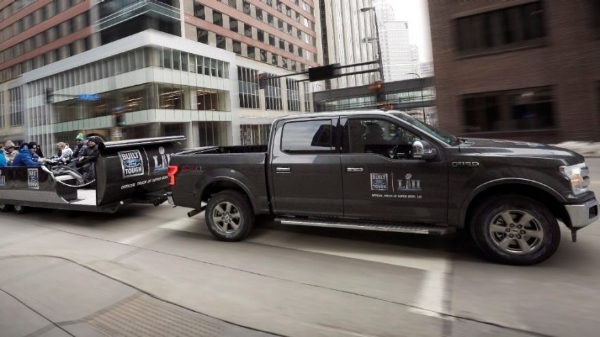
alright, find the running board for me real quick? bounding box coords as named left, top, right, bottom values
left=275, top=218, right=455, bottom=235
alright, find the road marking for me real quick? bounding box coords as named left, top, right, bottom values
left=159, top=217, right=452, bottom=318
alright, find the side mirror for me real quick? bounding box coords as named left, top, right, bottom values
left=412, top=140, right=437, bottom=160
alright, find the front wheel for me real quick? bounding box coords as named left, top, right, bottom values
left=470, top=195, right=561, bottom=265
left=205, top=191, right=254, bottom=242
left=0, top=204, right=12, bottom=212
left=13, top=204, right=27, bottom=214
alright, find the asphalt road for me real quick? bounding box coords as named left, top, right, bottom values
left=2, top=159, right=600, bottom=337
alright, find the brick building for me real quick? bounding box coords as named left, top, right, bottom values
left=428, top=0, right=600, bottom=143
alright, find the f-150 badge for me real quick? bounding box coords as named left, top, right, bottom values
left=452, top=162, right=480, bottom=168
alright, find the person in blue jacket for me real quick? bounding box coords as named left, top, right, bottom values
left=12, top=143, right=39, bottom=167
left=0, top=144, right=7, bottom=168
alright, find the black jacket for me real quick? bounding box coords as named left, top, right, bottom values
left=77, top=145, right=99, bottom=166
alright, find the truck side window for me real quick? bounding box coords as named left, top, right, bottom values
left=281, top=120, right=335, bottom=153
left=343, top=119, right=419, bottom=159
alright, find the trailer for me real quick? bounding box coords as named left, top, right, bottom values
left=0, top=136, right=185, bottom=214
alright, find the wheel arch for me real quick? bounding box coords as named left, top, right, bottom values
left=462, top=181, right=569, bottom=230
left=200, top=177, right=256, bottom=213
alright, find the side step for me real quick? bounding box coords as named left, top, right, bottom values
left=275, top=218, right=455, bottom=235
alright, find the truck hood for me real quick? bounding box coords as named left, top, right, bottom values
left=458, top=138, right=585, bottom=165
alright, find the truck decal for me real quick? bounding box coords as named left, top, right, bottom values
left=28, top=168, right=39, bottom=189
left=370, top=173, right=389, bottom=191
left=118, top=150, right=145, bottom=179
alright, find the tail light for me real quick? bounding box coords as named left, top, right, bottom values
left=167, top=165, right=178, bottom=186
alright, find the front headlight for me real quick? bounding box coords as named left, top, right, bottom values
left=560, top=163, right=590, bottom=195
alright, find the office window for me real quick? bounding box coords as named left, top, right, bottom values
left=278, top=19, right=284, bottom=31
left=265, top=74, right=282, bottom=110
left=279, top=39, right=285, bottom=50
left=269, top=34, right=275, bottom=46
left=281, top=120, right=334, bottom=152
left=243, top=1, right=251, bottom=14
left=244, top=23, right=252, bottom=37
left=287, top=23, right=293, bottom=35
left=298, top=47, right=303, bottom=57
left=248, top=46, right=255, bottom=59
left=229, top=0, right=237, bottom=9
left=238, top=66, right=260, bottom=109
left=288, top=43, right=294, bottom=53
left=257, top=29, right=264, bottom=42
left=233, top=40, right=242, bottom=54
left=216, top=35, right=226, bottom=49
left=271, top=54, right=278, bottom=65
left=230, top=18, right=239, bottom=33
left=256, top=8, right=263, bottom=21
left=194, top=3, right=205, bottom=19
left=276, top=1, right=282, bottom=12
left=456, top=1, right=545, bottom=55
left=463, top=86, right=554, bottom=132
left=286, top=6, right=292, bottom=17
left=268, top=14, right=274, bottom=26
left=260, top=49, right=267, bottom=62
left=286, top=78, right=300, bottom=111
left=297, top=29, right=302, bottom=39
left=197, top=28, right=208, bottom=44
left=213, top=11, right=223, bottom=26
left=282, top=57, right=288, bottom=69
left=9, top=87, right=24, bottom=127
left=303, top=82, right=311, bottom=111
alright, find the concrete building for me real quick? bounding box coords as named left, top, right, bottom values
left=379, top=21, right=420, bottom=81
left=429, top=0, right=600, bottom=143
left=420, top=61, right=434, bottom=77
left=0, top=0, right=319, bottom=153
left=318, top=0, right=378, bottom=90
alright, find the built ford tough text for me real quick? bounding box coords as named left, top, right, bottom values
left=167, top=111, right=598, bottom=265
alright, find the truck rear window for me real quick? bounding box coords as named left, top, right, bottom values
left=281, top=120, right=335, bottom=153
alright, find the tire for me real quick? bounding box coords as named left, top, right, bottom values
left=205, top=191, right=254, bottom=242
left=0, top=204, right=12, bottom=212
left=470, top=194, right=560, bottom=265
left=13, top=205, right=27, bottom=214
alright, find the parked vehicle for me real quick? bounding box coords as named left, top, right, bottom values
left=0, top=136, right=184, bottom=214
left=166, top=111, right=598, bottom=265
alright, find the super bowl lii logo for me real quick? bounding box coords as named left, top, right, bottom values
left=398, top=173, right=421, bottom=192
left=152, top=147, right=171, bottom=173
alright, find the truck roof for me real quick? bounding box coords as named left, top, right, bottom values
left=275, top=110, right=405, bottom=122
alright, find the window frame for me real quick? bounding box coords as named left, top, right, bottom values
left=280, top=118, right=338, bottom=154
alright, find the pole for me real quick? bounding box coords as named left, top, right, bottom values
left=372, top=11, right=384, bottom=83
left=408, top=73, right=426, bottom=123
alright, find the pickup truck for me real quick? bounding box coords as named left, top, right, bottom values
left=167, top=111, right=598, bottom=265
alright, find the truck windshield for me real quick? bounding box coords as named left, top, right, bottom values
left=390, top=112, right=456, bottom=145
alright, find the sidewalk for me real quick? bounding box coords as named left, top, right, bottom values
left=0, top=256, right=273, bottom=337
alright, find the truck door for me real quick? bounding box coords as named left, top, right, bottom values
left=270, top=117, right=343, bottom=217
left=340, top=116, right=448, bottom=223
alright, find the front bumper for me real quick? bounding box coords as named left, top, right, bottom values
left=167, top=191, right=174, bottom=206
left=565, top=198, right=599, bottom=228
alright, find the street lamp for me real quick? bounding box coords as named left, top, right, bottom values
left=408, top=72, right=426, bottom=123
left=360, top=7, right=384, bottom=83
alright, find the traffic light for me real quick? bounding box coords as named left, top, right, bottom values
left=369, top=81, right=385, bottom=103
left=308, top=64, right=341, bottom=82
left=115, top=113, right=125, bottom=127
left=45, top=88, right=54, bottom=104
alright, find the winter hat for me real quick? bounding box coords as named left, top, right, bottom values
left=4, top=140, right=15, bottom=149
left=76, top=133, right=85, bottom=141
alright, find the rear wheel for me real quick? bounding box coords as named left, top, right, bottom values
left=13, top=204, right=27, bottom=214
left=0, top=203, right=12, bottom=212
left=470, top=194, right=560, bottom=265
left=205, top=191, right=254, bottom=242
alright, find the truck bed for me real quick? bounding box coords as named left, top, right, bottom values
left=169, top=146, right=270, bottom=213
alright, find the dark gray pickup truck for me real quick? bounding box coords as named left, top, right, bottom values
left=167, top=111, right=598, bottom=265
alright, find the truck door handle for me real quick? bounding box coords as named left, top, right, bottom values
left=346, top=167, right=364, bottom=173
left=276, top=167, right=291, bottom=173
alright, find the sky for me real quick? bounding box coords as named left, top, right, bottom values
left=388, top=0, right=433, bottom=62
